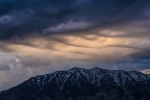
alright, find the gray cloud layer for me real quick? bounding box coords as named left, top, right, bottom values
left=0, top=0, right=150, bottom=91
left=0, top=0, right=139, bottom=39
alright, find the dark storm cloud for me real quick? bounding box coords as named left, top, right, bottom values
left=0, top=0, right=140, bottom=39
left=1, top=0, right=150, bottom=91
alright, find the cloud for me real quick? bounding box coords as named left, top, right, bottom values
left=44, top=21, right=90, bottom=33
left=0, top=52, right=149, bottom=91
left=0, top=53, right=24, bottom=71
left=0, top=0, right=139, bottom=39
left=1, top=0, right=150, bottom=92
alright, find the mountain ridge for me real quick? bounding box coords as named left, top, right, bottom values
left=0, top=67, right=150, bottom=100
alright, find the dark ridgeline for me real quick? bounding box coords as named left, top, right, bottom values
left=0, top=67, right=150, bottom=100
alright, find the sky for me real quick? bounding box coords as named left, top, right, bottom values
left=0, top=0, right=150, bottom=91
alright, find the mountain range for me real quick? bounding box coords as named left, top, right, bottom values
left=0, top=67, right=150, bottom=100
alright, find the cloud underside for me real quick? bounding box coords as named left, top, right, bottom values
left=0, top=0, right=150, bottom=73
left=1, top=19, right=150, bottom=68
left=0, top=0, right=141, bottom=38
left=0, top=0, right=150, bottom=91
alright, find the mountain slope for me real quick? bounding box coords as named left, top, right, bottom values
left=0, top=67, right=150, bottom=100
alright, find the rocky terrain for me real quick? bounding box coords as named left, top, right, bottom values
left=0, top=67, right=150, bottom=100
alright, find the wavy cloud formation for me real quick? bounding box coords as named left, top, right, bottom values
left=0, top=0, right=150, bottom=91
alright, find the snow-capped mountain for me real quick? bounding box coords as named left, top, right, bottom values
left=0, top=67, right=150, bottom=100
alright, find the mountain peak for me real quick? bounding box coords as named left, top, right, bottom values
left=1, top=68, right=150, bottom=100
left=69, top=67, right=81, bottom=70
